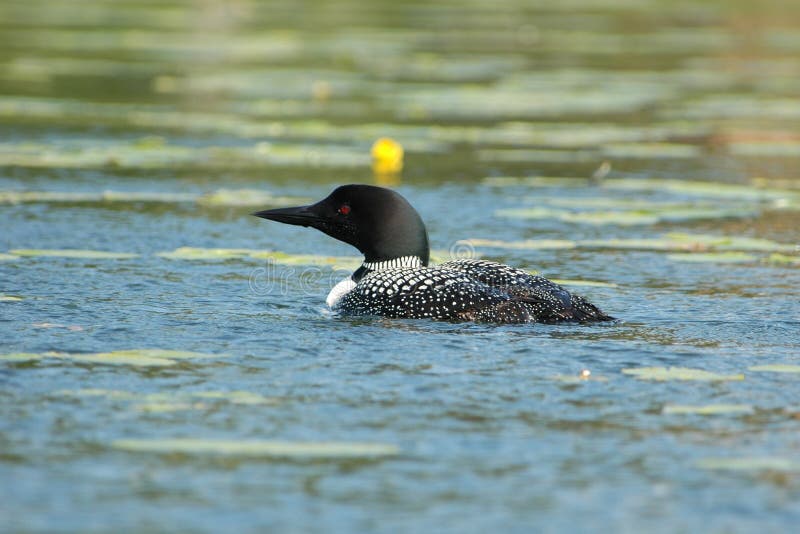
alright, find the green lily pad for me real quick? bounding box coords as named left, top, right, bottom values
left=0, top=353, right=42, bottom=362
left=696, top=457, right=800, bottom=472
left=192, top=391, right=280, bottom=405
left=56, top=389, right=140, bottom=400
left=9, top=249, right=139, bottom=259
left=579, top=234, right=796, bottom=253
left=461, top=238, right=576, bottom=250
left=156, top=247, right=360, bottom=268
left=497, top=206, right=754, bottom=226
left=196, top=189, right=309, bottom=207
left=622, top=367, right=744, bottom=381
left=728, top=141, right=800, bottom=157
left=551, top=373, right=609, bottom=383
left=63, top=353, right=177, bottom=367
left=496, top=207, right=660, bottom=225
left=95, top=349, right=220, bottom=360
left=603, top=178, right=796, bottom=201
left=663, top=404, right=753, bottom=415
left=156, top=247, right=258, bottom=260
left=111, top=438, right=400, bottom=459
left=483, top=176, right=592, bottom=188
left=550, top=279, right=618, bottom=288
left=3, top=349, right=222, bottom=367
left=748, top=364, right=800, bottom=373
left=765, top=254, right=800, bottom=266
left=666, top=252, right=757, bottom=263
left=136, top=402, right=207, bottom=413
left=601, top=142, right=702, bottom=159
left=248, top=251, right=360, bottom=269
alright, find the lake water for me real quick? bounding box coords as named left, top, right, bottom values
left=1, top=0, right=800, bottom=532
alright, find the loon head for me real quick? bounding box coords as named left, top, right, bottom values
left=253, top=184, right=430, bottom=266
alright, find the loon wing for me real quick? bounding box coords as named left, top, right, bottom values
left=336, top=262, right=611, bottom=323
left=438, top=259, right=612, bottom=323
left=337, top=266, right=528, bottom=321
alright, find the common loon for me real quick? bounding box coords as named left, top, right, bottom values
left=253, top=184, right=613, bottom=324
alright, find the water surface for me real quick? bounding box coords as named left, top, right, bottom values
left=2, top=0, right=800, bottom=532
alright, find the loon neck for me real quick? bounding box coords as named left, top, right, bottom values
left=352, top=255, right=424, bottom=282
left=363, top=255, right=423, bottom=271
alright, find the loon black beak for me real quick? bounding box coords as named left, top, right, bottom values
left=252, top=205, right=322, bottom=228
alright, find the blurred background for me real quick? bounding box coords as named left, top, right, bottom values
left=2, top=1, right=800, bottom=532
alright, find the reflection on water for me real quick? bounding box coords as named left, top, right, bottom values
left=1, top=0, right=800, bottom=532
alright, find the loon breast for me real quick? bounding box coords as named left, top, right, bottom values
left=329, top=259, right=611, bottom=324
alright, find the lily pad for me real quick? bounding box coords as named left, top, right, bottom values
left=550, top=279, right=618, bottom=288
left=0, top=353, right=42, bottom=362
left=111, top=438, right=400, bottom=459
left=0, top=295, right=24, bottom=302
left=496, top=207, right=660, bottom=225
left=9, top=249, right=139, bottom=259
left=551, top=373, right=609, bottom=383
left=663, top=404, right=753, bottom=415
left=696, top=457, right=800, bottom=472
left=248, top=251, right=360, bottom=269
left=196, top=189, right=308, bottom=207
left=461, top=238, right=576, bottom=250
left=622, top=367, right=744, bottom=381
left=63, top=353, right=178, bottom=367
left=2, top=349, right=222, bottom=367
left=748, top=364, right=800, bottom=373
left=579, top=234, right=796, bottom=253
left=94, top=349, right=220, bottom=360
left=496, top=205, right=754, bottom=226
left=603, top=178, right=796, bottom=202
left=601, top=142, right=702, bottom=159
left=136, top=402, right=207, bottom=413
left=666, top=252, right=757, bottom=263
left=156, top=248, right=258, bottom=261
left=765, top=254, right=800, bottom=266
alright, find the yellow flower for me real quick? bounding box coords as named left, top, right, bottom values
left=371, top=137, right=404, bottom=176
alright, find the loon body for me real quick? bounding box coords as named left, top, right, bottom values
left=254, top=185, right=613, bottom=324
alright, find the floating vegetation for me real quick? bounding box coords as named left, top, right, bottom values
left=8, top=249, right=139, bottom=259
left=0, top=353, right=42, bottom=362
left=0, top=252, right=19, bottom=261
left=748, top=364, right=800, bottom=374
left=602, top=178, right=797, bottom=202
left=57, top=388, right=279, bottom=407
left=496, top=206, right=754, bottom=225
left=600, top=142, right=702, bottom=159
left=765, top=254, right=800, bottom=266
left=621, top=367, right=744, bottom=382
left=551, top=372, right=609, bottom=383
left=696, top=457, right=800, bottom=472
left=666, top=252, right=757, bottom=264
left=0, top=349, right=223, bottom=367
left=728, top=141, right=800, bottom=157
left=248, top=251, right=361, bottom=269
left=459, top=238, right=576, bottom=250
left=111, top=438, right=400, bottom=459
left=0, top=188, right=308, bottom=208
left=662, top=404, right=753, bottom=415
left=550, top=279, right=618, bottom=288
left=0, top=139, right=370, bottom=170
left=484, top=176, right=800, bottom=205
left=156, top=248, right=261, bottom=261
left=155, top=247, right=360, bottom=269
left=0, top=295, right=23, bottom=302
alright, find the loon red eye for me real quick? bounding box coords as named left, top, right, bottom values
left=338, top=204, right=351, bottom=215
